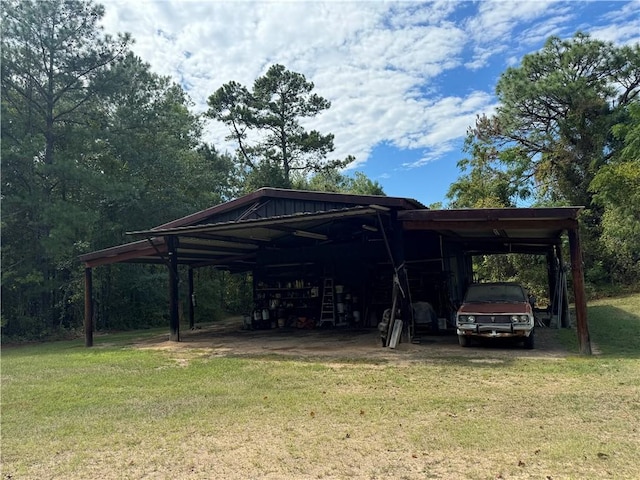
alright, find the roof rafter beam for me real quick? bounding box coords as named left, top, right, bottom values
left=399, top=206, right=582, bottom=222
left=176, top=240, right=257, bottom=252
left=80, top=239, right=168, bottom=267
left=188, top=252, right=258, bottom=269
left=451, top=236, right=563, bottom=245
left=402, top=219, right=578, bottom=231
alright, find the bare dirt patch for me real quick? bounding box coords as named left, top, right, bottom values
left=135, top=316, right=572, bottom=363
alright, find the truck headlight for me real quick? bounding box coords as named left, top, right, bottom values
left=459, top=315, right=475, bottom=323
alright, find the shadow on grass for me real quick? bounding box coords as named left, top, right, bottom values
left=586, top=305, right=640, bottom=358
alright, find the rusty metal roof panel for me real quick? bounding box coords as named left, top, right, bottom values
left=132, top=205, right=382, bottom=237
left=79, top=189, right=583, bottom=270
left=154, top=187, right=423, bottom=230
left=80, top=205, right=385, bottom=268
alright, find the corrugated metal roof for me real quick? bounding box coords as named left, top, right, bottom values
left=79, top=188, right=584, bottom=269
left=154, top=187, right=423, bottom=229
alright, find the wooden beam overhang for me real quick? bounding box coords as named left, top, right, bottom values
left=399, top=206, right=582, bottom=221
left=177, top=235, right=261, bottom=249
left=402, top=218, right=577, bottom=231
left=79, top=238, right=168, bottom=268
left=187, top=252, right=259, bottom=270
left=177, top=244, right=257, bottom=257
left=451, top=236, right=562, bottom=245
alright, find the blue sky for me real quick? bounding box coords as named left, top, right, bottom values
left=101, top=0, right=640, bottom=206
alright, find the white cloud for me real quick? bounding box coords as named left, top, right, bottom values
left=589, top=23, right=640, bottom=45
left=518, top=14, right=574, bottom=46
left=588, top=1, right=640, bottom=46
left=465, top=0, right=570, bottom=68
left=467, top=0, right=561, bottom=39
left=99, top=0, right=640, bottom=181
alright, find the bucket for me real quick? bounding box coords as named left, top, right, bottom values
left=353, top=311, right=361, bottom=323
left=262, top=309, right=270, bottom=320
left=278, top=318, right=286, bottom=328
left=337, top=303, right=345, bottom=313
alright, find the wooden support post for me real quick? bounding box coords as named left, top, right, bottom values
left=389, top=213, right=413, bottom=341
left=568, top=227, right=591, bottom=355
left=547, top=247, right=557, bottom=314
left=167, top=236, right=180, bottom=342
left=84, top=267, right=93, bottom=347
left=188, top=267, right=195, bottom=330
left=556, top=243, right=570, bottom=328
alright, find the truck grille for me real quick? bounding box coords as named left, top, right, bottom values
left=476, top=315, right=511, bottom=323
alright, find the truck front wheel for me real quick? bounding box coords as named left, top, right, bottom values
left=523, top=330, right=535, bottom=349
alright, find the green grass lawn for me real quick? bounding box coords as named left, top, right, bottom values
left=2, top=294, right=639, bottom=479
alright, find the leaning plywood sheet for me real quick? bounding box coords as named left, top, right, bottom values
left=388, top=319, right=403, bottom=349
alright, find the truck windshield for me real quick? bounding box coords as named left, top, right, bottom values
left=464, top=284, right=526, bottom=303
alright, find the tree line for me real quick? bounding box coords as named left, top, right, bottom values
left=0, top=0, right=381, bottom=339
left=2, top=0, right=638, bottom=340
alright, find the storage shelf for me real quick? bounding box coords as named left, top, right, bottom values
left=256, top=287, right=313, bottom=292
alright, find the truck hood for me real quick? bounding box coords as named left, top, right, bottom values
left=458, top=303, right=531, bottom=315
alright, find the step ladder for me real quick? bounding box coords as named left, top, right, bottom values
left=319, top=278, right=335, bottom=327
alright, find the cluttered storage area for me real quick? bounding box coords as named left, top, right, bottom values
left=247, top=229, right=465, bottom=335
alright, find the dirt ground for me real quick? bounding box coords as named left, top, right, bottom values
left=137, top=316, right=572, bottom=362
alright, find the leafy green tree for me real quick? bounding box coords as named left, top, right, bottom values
left=297, top=170, right=385, bottom=195
left=206, top=64, right=353, bottom=189
left=478, top=33, right=639, bottom=208
left=2, top=0, right=130, bottom=167
left=1, top=0, right=131, bottom=335
left=446, top=132, right=527, bottom=208
left=1, top=0, right=236, bottom=338
left=590, top=101, right=640, bottom=283
left=453, top=32, right=640, bottom=285
left=445, top=132, right=549, bottom=299
left=347, top=172, right=386, bottom=195
left=79, top=54, right=237, bottom=330
left=92, top=53, right=228, bottom=235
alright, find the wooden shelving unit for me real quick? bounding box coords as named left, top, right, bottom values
left=253, top=279, right=320, bottom=329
